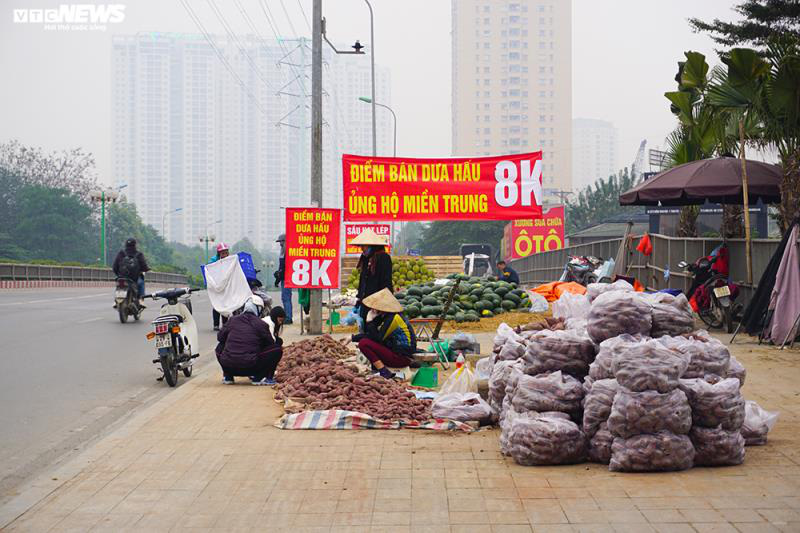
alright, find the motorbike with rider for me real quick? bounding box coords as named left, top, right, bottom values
left=112, top=238, right=150, bottom=323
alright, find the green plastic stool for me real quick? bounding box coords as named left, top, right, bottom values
left=411, top=367, right=438, bottom=388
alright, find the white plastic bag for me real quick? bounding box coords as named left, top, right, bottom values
left=494, top=322, right=523, bottom=350
left=431, top=392, right=492, bottom=422
left=586, top=279, right=633, bottom=302
left=526, top=292, right=550, bottom=313
left=439, top=363, right=478, bottom=395
left=741, top=400, right=779, bottom=446
left=552, top=292, right=591, bottom=320
left=475, top=357, right=493, bottom=380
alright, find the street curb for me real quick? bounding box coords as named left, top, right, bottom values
left=0, top=349, right=217, bottom=529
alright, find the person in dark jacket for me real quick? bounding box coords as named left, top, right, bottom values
left=351, top=228, right=393, bottom=329
left=112, top=238, right=150, bottom=303
left=352, top=288, right=416, bottom=380
left=497, top=260, right=520, bottom=285
left=273, top=234, right=293, bottom=325
left=215, top=295, right=282, bottom=386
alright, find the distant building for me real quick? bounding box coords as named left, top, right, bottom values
left=111, top=32, right=390, bottom=248
left=572, top=118, right=618, bottom=193
left=451, top=0, right=573, bottom=203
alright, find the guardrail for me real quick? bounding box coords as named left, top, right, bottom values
left=0, top=263, right=188, bottom=285
left=510, top=233, right=784, bottom=307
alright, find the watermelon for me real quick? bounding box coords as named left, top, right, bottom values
left=505, top=293, right=522, bottom=305
left=501, top=300, right=516, bottom=310
left=421, top=296, right=438, bottom=306
left=407, top=287, right=423, bottom=297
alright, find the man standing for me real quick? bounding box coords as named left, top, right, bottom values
left=112, top=238, right=150, bottom=304
left=274, top=234, right=293, bottom=324
left=497, top=260, right=520, bottom=285
left=209, top=242, right=230, bottom=331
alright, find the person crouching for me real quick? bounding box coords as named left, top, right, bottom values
left=215, top=295, right=282, bottom=385
left=352, top=288, right=417, bottom=380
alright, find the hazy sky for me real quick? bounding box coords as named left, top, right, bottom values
left=0, top=0, right=743, bottom=185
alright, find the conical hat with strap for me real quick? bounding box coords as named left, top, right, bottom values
left=362, top=288, right=403, bottom=313
left=350, top=227, right=388, bottom=246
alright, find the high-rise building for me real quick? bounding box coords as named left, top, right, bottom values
left=111, top=32, right=390, bottom=249
left=572, top=118, right=618, bottom=192
left=451, top=0, right=572, bottom=203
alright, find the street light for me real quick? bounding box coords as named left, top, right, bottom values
left=358, top=96, right=396, bottom=157
left=199, top=219, right=222, bottom=263
left=364, top=0, right=376, bottom=157
left=162, top=207, right=183, bottom=240
left=89, top=188, right=121, bottom=266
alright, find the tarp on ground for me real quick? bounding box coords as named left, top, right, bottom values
left=275, top=409, right=476, bottom=432
left=532, top=281, right=587, bottom=302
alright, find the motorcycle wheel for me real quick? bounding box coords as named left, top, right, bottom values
left=183, top=365, right=193, bottom=378
left=699, top=307, right=723, bottom=330
left=118, top=307, right=128, bottom=324
left=133, top=311, right=140, bottom=321
left=161, top=348, right=178, bottom=387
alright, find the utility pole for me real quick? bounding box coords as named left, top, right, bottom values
left=309, top=0, right=323, bottom=334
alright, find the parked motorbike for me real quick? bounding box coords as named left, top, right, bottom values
left=678, top=253, right=738, bottom=333
left=144, top=287, right=201, bottom=387
left=562, top=255, right=603, bottom=286
left=114, top=277, right=143, bottom=323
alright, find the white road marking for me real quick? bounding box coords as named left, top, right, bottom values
left=76, top=317, right=104, bottom=324
left=0, top=292, right=107, bottom=307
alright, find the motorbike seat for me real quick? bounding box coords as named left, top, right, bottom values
left=152, top=314, right=183, bottom=325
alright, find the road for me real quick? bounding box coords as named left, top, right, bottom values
left=0, top=286, right=237, bottom=503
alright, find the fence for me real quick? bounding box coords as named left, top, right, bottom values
left=510, top=233, right=784, bottom=306
left=0, top=263, right=188, bottom=287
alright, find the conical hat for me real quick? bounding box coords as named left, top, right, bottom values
left=350, top=227, right=388, bottom=246
left=362, top=288, right=404, bottom=313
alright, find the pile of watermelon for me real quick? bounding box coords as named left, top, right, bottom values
left=396, top=274, right=531, bottom=323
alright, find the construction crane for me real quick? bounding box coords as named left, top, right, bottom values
left=631, top=139, right=647, bottom=183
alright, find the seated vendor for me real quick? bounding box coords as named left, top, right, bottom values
left=216, top=295, right=282, bottom=386
left=497, top=260, right=520, bottom=285
left=352, top=288, right=417, bottom=380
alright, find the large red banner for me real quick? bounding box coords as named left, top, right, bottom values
left=284, top=208, right=341, bottom=289
left=342, top=152, right=544, bottom=222
left=504, top=205, right=566, bottom=261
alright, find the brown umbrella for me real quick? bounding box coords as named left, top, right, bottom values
left=619, top=156, right=781, bottom=206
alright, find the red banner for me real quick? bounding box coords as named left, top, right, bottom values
left=342, top=152, right=543, bottom=221
left=284, top=208, right=341, bottom=289
left=345, top=223, right=391, bottom=255
left=505, top=205, right=565, bottom=261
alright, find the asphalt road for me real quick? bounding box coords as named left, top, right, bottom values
left=0, top=286, right=237, bottom=503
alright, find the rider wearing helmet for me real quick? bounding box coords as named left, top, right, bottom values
left=112, top=238, right=150, bottom=304
left=210, top=242, right=231, bottom=331
left=274, top=234, right=293, bottom=324
left=215, top=295, right=283, bottom=386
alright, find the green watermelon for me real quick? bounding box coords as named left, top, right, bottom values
left=421, top=296, right=438, bottom=306
left=501, top=300, right=516, bottom=310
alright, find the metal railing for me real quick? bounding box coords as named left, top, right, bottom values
left=0, top=263, right=188, bottom=285
left=510, top=233, right=784, bottom=306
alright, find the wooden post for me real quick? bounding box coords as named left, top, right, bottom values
left=739, top=118, right=753, bottom=285
left=432, top=280, right=460, bottom=340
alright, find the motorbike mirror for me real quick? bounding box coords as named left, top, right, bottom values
left=677, top=261, right=688, bottom=269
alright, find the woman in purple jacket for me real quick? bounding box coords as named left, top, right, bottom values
left=215, top=296, right=283, bottom=385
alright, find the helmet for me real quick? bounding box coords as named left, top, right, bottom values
left=216, top=242, right=229, bottom=253
left=276, top=234, right=286, bottom=243
left=125, top=238, right=137, bottom=247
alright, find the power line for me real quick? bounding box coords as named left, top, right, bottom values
left=296, top=0, right=312, bottom=33
left=279, top=0, right=301, bottom=39
left=258, top=0, right=309, bottom=99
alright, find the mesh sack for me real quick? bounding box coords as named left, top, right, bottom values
left=582, top=378, right=619, bottom=437
left=588, top=334, right=647, bottom=382
left=612, top=338, right=689, bottom=393
left=586, top=279, right=633, bottom=302
left=657, top=332, right=730, bottom=379
left=726, top=355, right=746, bottom=387
left=607, top=387, right=692, bottom=438
left=488, top=360, right=520, bottom=415
left=741, top=400, right=779, bottom=446
left=690, top=425, right=745, bottom=466
left=678, top=377, right=744, bottom=430
left=498, top=337, right=526, bottom=361
left=499, top=401, right=538, bottom=455
left=588, top=422, right=614, bottom=464
left=431, top=392, right=492, bottom=422
left=587, top=291, right=653, bottom=344
left=609, top=432, right=695, bottom=472
left=552, top=291, right=591, bottom=320
left=647, top=293, right=695, bottom=337
left=507, top=414, right=587, bottom=466
left=521, top=329, right=597, bottom=377
left=510, top=371, right=584, bottom=417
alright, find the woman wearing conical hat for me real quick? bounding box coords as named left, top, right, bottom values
left=351, top=288, right=416, bottom=380
left=351, top=228, right=393, bottom=330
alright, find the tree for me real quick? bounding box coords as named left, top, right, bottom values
left=397, top=221, right=425, bottom=251
left=418, top=221, right=507, bottom=256
left=106, top=201, right=174, bottom=266
left=565, top=168, right=640, bottom=234
left=689, top=0, right=800, bottom=51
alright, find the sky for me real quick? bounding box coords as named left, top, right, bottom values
left=0, top=0, right=744, bottom=186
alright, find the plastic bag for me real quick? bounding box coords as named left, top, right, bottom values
left=521, top=328, right=597, bottom=377
left=690, top=425, right=745, bottom=466
left=678, top=377, right=744, bottom=430
left=609, top=432, right=695, bottom=472
left=439, top=363, right=477, bottom=395
left=582, top=378, right=619, bottom=437
left=552, top=292, right=591, bottom=320
left=488, top=360, right=519, bottom=414
left=475, top=356, right=493, bottom=381
left=741, top=400, right=779, bottom=446
left=658, top=331, right=730, bottom=379
left=612, top=338, right=690, bottom=393
left=526, top=292, right=550, bottom=313
left=726, top=355, right=746, bottom=386
left=498, top=338, right=526, bottom=361
left=507, top=414, right=587, bottom=466
left=510, top=371, right=584, bottom=417
left=341, top=306, right=361, bottom=326
left=431, top=392, right=492, bottom=422
left=607, top=387, right=692, bottom=438
left=494, top=322, right=523, bottom=350
left=450, top=332, right=477, bottom=350
left=586, top=279, right=633, bottom=302
left=587, top=291, right=652, bottom=344
left=588, top=422, right=614, bottom=464
left=647, top=293, right=695, bottom=337
left=499, top=401, right=536, bottom=455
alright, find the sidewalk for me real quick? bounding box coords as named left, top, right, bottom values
left=2, top=328, right=799, bottom=532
